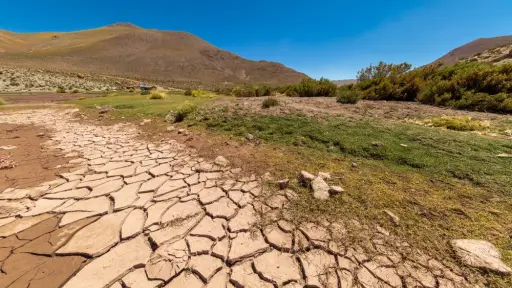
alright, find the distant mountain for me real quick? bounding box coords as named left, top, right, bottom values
left=434, top=35, right=512, bottom=65
left=332, top=79, right=357, bottom=86
left=0, top=23, right=308, bottom=87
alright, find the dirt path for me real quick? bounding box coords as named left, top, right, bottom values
left=0, top=109, right=483, bottom=288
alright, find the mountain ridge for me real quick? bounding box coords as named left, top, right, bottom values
left=0, top=23, right=307, bottom=87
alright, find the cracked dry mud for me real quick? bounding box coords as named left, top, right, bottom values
left=0, top=109, right=483, bottom=288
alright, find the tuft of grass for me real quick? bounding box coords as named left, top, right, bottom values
left=148, top=92, right=165, bottom=100
left=262, top=97, right=279, bottom=109
left=174, top=101, right=197, bottom=122
left=184, top=89, right=193, bottom=96
left=337, top=90, right=362, bottom=104
left=0, top=97, right=7, bottom=105
left=56, top=87, right=66, bottom=93
left=426, top=116, right=489, bottom=131
left=71, top=89, right=80, bottom=93
left=140, top=90, right=150, bottom=96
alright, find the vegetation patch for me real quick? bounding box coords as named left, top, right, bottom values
left=337, top=89, right=362, bottom=104
left=148, top=91, right=165, bottom=100
left=174, top=101, right=197, bottom=122
left=426, top=116, right=490, bottom=131
left=0, top=97, right=7, bottom=105
left=56, top=87, right=66, bottom=93
left=261, top=97, right=279, bottom=109
left=344, top=61, right=512, bottom=113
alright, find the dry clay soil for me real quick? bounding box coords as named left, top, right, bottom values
left=0, top=108, right=492, bottom=288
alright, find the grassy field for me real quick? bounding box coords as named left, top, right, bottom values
left=68, top=91, right=221, bottom=118
left=66, top=93, right=512, bottom=285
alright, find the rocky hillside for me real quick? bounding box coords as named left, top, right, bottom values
left=0, top=23, right=307, bottom=86
left=465, top=44, right=512, bottom=65
left=0, top=66, right=124, bottom=92
left=434, top=35, right=512, bottom=65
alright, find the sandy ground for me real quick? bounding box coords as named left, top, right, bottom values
left=215, top=97, right=512, bottom=121
left=0, top=123, right=74, bottom=190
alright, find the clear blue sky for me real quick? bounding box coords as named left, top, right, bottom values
left=1, top=0, right=511, bottom=79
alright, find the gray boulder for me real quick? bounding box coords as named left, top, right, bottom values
left=451, top=239, right=511, bottom=275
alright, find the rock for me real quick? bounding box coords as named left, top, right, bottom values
left=299, top=171, right=315, bottom=186
left=36, top=132, right=45, bottom=137
left=245, top=133, right=255, bottom=141
left=62, top=236, right=151, bottom=288
left=139, top=119, right=151, bottom=126
left=277, top=179, right=289, bottom=190
left=165, top=112, right=176, bottom=122
left=166, top=126, right=175, bottom=131
left=98, top=106, right=113, bottom=114
left=497, top=153, right=512, bottom=158
left=451, top=239, right=512, bottom=275
left=318, top=172, right=331, bottom=180
left=262, top=172, right=273, bottom=181
left=352, top=162, right=358, bottom=168
left=329, top=186, right=344, bottom=195
left=310, top=177, right=330, bottom=200
left=384, top=210, right=400, bottom=226
left=178, top=129, right=187, bottom=134
left=400, top=144, right=408, bottom=147
left=214, top=156, right=230, bottom=167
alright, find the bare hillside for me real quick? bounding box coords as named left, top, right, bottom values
left=0, top=23, right=307, bottom=86
left=434, top=35, right=512, bottom=65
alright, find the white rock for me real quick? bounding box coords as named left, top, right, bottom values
left=310, top=177, right=330, bottom=200
left=451, top=239, right=512, bottom=275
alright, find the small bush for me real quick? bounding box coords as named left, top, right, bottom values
left=337, top=90, right=362, bottom=104
left=184, top=89, right=193, bottom=96
left=140, top=90, right=150, bottom=95
left=149, top=92, right=165, bottom=100
left=71, top=89, right=79, bottom=93
left=56, top=87, right=66, bottom=93
left=0, top=97, right=7, bottom=105
left=426, top=116, right=489, bottom=131
left=262, top=97, right=279, bottom=109
left=175, top=101, right=197, bottom=122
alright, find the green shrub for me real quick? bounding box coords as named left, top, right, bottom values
left=349, top=61, right=512, bottom=113
left=56, top=87, right=66, bottom=93
left=262, top=97, right=279, bottom=109
left=286, top=78, right=337, bottom=97
left=426, top=116, right=489, bottom=131
left=0, top=97, right=7, bottom=105
left=337, top=90, right=362, bottom=104
left=140, top=90, right=150, bottom=95
left=148, top=92, right=165, bottom=99
left=184, top=89, right=193, bottom=96
left=175, top=101, right=197, bottom=122
left=71, top=89, right=79, bottom=93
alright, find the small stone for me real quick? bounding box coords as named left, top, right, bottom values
left=329, top=186, right=344, bottom=195
left=299, top=171, right=315, bottom=186
left=214, top=156, right=230, bottom=167
left=318, top=172, right=331, bottom=180
left=277, top=179, right=289, bottom=190
left=384, top=210, right=400, bottom=226
left=245, top=133, right=254, bottom=141
left=400, top=144, right=408, bottom=147
left=451, top=239, right=512, bottom=275
left=166, top=126, right=175, bottom=131
left=311, top=177, right=330, bottom=200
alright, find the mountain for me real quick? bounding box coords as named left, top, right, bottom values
left=434, top=35, right=512, bottom=65
left=332, top=79, right=357, bottom=86
left=0, top=23, right=307, bottom=87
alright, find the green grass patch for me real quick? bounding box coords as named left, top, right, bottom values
left=67, top=92, right=222, bottom=118
left=0, top=97, right=7, bottom=105
left=262, top=97, right=279, bottom=109
left=148, top=91, right=165, bottom=100
left=189, top=108, right=512, bottom=194
left=426, top=116, right=490, bottom=131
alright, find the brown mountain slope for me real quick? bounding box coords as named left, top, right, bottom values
left=434, top=35, right=512, bottom=65
left=0, top=24, right=307, bottom=86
